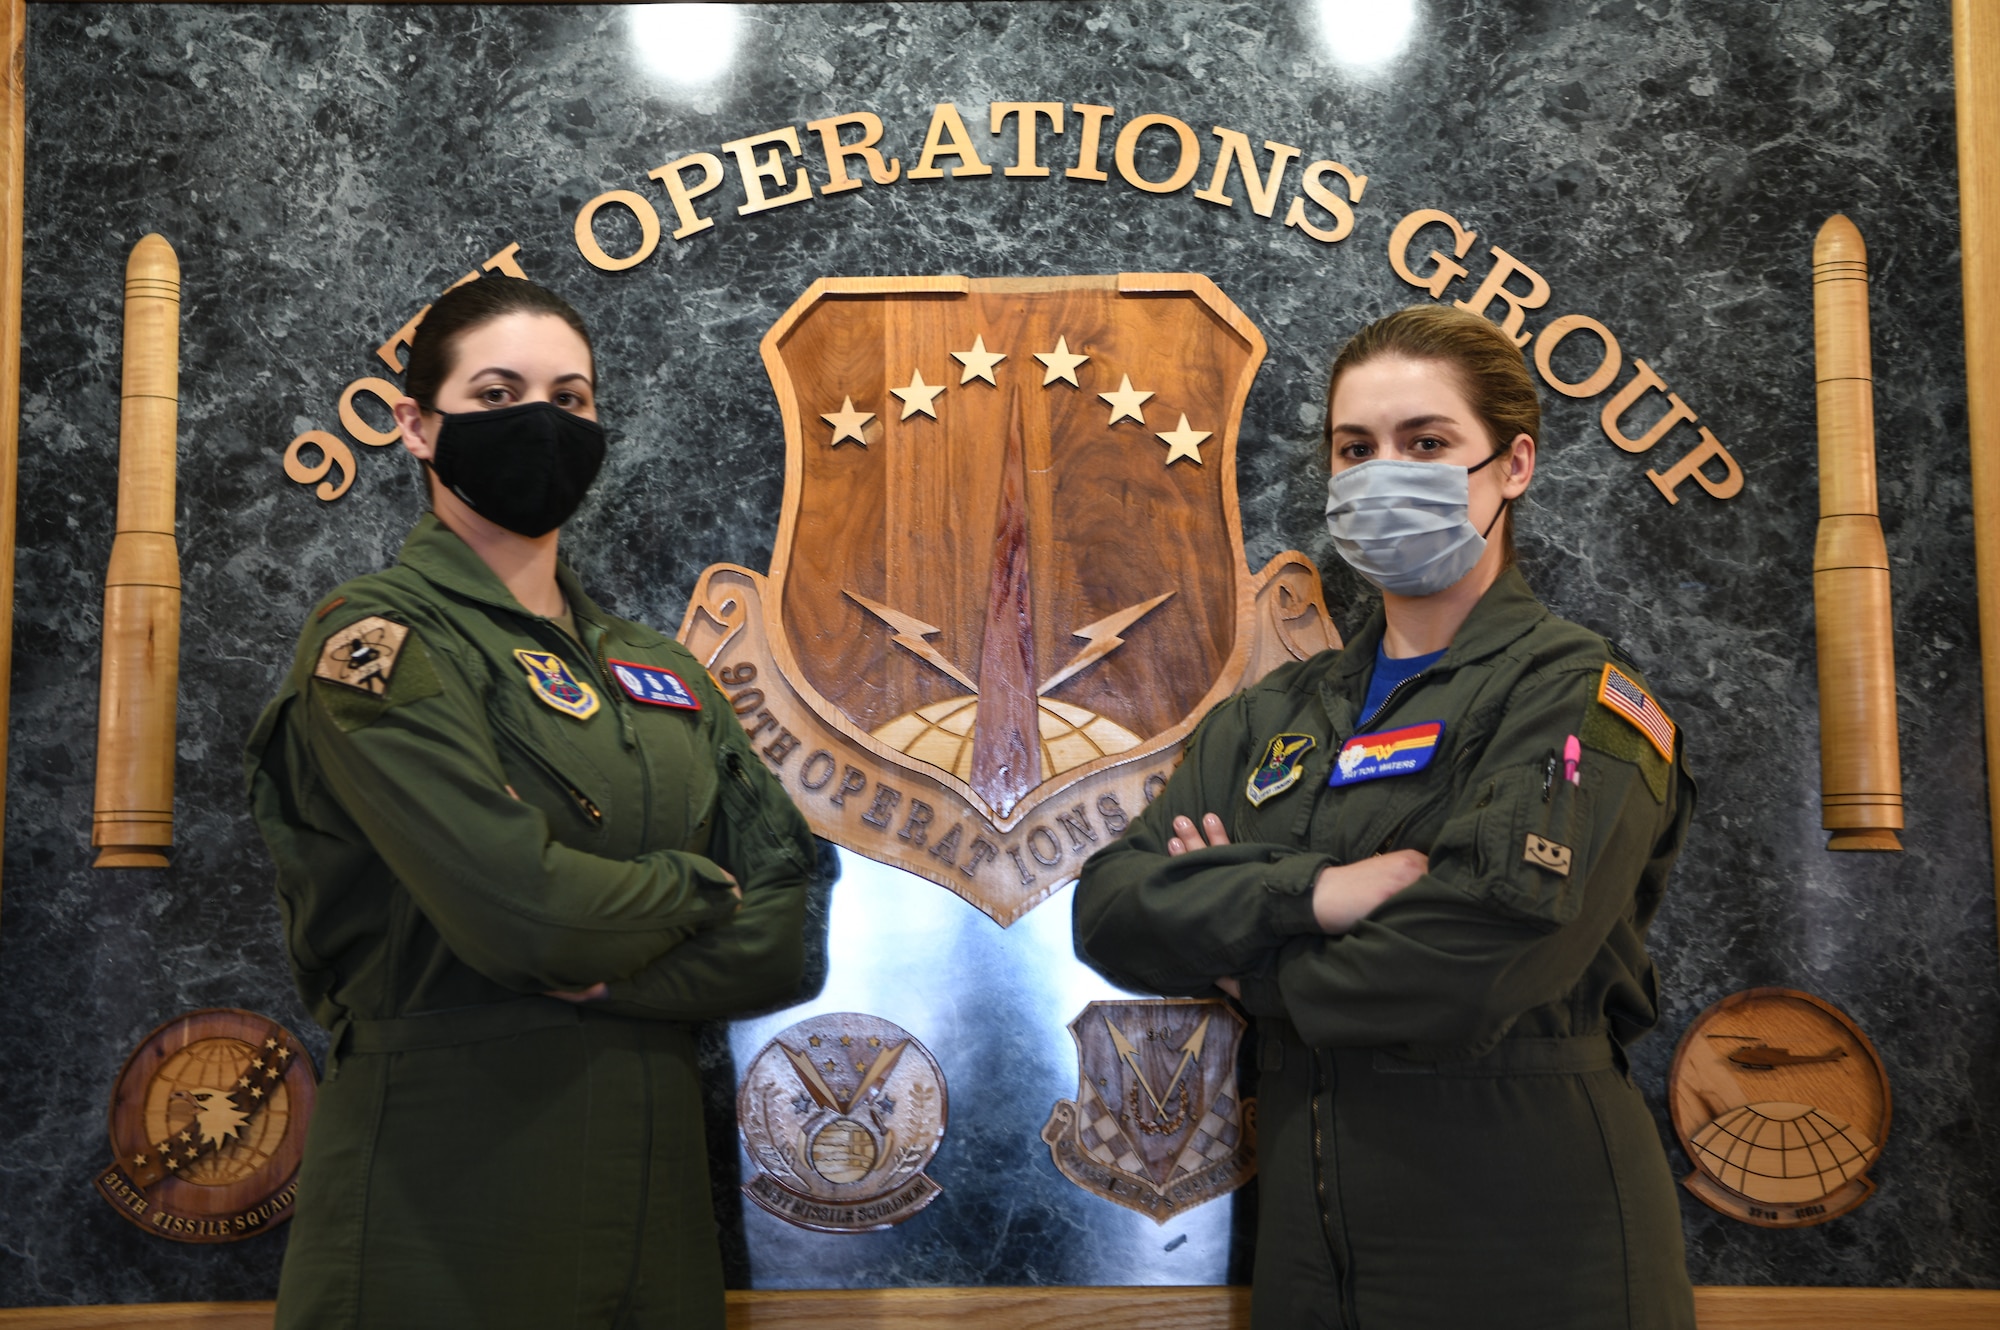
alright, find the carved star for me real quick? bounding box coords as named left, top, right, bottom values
left=1157, top=415, right=1212, bottom=466
left=164, top=1155, right=180, bottom=1171
left=238, top=1076, right=252, bottom=1088
left=131, top=1153, right=147, bottom=1168
left=251, top=1057, right=265, bottom=1071
left=951, top=335, right=1007, bottom=385
left=809, top=1035, right=822, bottom=1047
left=1099, top=374, right=1154, bottom=425
left=1035, top=336, right=1090, bottom=387
left=250, top=1085, right=265, bottom=1099
left=264, top=1038, right=277, bottom=1050
left=821, top=396, right=874, bottom=447
left=178, top=1131, right=192, bottom=1144
left=840, top=1035, right=853, bottom=1047
left=892, top=370, right=946, bottom=420
left=274, top=1046, right=291, bottom=1060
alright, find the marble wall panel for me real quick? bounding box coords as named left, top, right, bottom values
left=0, top=0, right=1991, bottom=1305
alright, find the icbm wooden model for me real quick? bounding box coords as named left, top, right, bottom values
left=1812, top=215, right=1903, bottom=851
left=91, top=234, right=182, bottom=868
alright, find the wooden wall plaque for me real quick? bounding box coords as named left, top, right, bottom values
left=91, top=1009, right=317, bottom=1243
left=1668, top=987, right=1891, bottom=1228
left=679, top=273, right=1337, bottom=925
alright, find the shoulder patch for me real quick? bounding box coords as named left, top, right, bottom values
left=310, top=617, right=442, bottom=732
left=1596, top=663, right=1676, bottom=763
left=1580, top=703, right=1669, bottom=804
left=315, top=616, right=409, bottom=695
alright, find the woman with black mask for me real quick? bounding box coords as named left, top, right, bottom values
left=246, top=276, right=816, bottom=1330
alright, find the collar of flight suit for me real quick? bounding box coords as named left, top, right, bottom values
left=395, top=512, right=617, bottom=638
left=1324, top=565, right=1552, bottom=695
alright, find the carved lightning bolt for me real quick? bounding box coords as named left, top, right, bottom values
left=1039, top=591, right=1175, bottom=695
left=845, top=589, right=980, bottom=693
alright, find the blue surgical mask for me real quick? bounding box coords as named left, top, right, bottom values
left=1323, top=455, right=1505, bottom=597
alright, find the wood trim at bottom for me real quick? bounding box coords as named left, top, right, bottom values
left=0, top=1286, right=1996, bottom=1329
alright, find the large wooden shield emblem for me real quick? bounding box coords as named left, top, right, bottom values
left=680, top=274, right=1336, bottom=924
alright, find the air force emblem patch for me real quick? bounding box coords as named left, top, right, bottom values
left=1245, top=733, right=1315, bottom=806
left=1329, top=720, right=1445, bottom=787
left=513, top=649, right=600, bottom=720
left=607, top=659, right=700, bottom=711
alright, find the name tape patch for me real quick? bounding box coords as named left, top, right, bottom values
left=608, top=659, right=701, bottom=711
left=1329, top=721, right=1444, bottom=787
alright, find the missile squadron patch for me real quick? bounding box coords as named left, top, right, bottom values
left=314, top=616, right=408, bottom=696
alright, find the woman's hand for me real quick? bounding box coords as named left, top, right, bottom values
left=1167, top=813, right=1230, bottom=855
left=1311, top=851, right=1428, bottom=933
left=546, top=982, right=609, bottom=1003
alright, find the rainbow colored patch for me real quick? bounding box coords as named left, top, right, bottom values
left=1329, top=720, right=1445, bottom=787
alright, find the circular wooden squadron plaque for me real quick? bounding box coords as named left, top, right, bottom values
left=1668, top=987, right=1889, bottom=1228
left=91, top=1008, right=318, bottom=1243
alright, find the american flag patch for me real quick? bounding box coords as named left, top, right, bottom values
left=1597, top=663, right=1675, bottom=762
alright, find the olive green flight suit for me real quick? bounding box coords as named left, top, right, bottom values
left=1074, top=568, right=1697, bottom=1330
left=245, top=514, right=816, bottom=1330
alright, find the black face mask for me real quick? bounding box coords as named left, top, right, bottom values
left=427, top=400, right=607, bottom=538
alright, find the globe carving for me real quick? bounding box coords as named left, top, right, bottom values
left=1687, top=1100, right=1878, bottom=1205
left=142, top=1037, right=293, bottom=1186
left=871, top=695, right=1143, bottom=783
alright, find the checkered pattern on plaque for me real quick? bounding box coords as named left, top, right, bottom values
left=1173, top=1092, right=1242, bottom=1175
left=1078, top=1083, right=1125, bottom=1167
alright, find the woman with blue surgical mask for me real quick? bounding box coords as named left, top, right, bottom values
left=1075, top=305, right=1699, bottom=1329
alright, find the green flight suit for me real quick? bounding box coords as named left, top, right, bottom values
left=1074, top=568, right=1697, bottom=1330
left=245, top=514, right=815, bottom=1330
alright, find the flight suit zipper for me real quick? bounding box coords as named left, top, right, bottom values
left=1309, top=1049, right=1355, bottom=1322
left=504, top=737, right=604, bottom=828
left=1355, top=669, right=1434, bottom=733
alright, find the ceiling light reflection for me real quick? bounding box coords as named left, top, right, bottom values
left=1315, top=0, right=1419, bottom=70
left=628, top=3, right=742, bottom=87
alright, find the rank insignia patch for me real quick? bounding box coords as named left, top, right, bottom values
left=1245, top=733, right=1315, bottom=806
left=1597, top=663, right=1676, bottom=762
left=1042, top=999, right=1255, bottom=1223
left=314, top=616, right=409, bottom=696
left=1329, top=720, right=1444, bottom=787
left=608, top=659, right=700, bottom=711
left=513, top=649, right=601, bottom=720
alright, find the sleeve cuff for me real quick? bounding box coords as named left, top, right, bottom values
left=1265, top=853, right=1330, bottom=937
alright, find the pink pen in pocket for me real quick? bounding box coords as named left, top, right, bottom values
left=1563, top=734, right=1582, bottom=786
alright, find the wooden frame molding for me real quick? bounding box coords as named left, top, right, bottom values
left=3, top=1288, right=2000, bottom=1329
left=1956, top=0, right=2000, bottom=962
left=0, top=0, right=22, bottom=922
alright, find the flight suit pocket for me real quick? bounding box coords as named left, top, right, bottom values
left=1473, top=762, right=1593, bottom=926
left=714, top=744, right=810, bottom=879
left=492, top=722, right=611, bottom=851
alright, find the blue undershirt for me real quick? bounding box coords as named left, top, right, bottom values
left=1359, top=644, right=1445, bottom=727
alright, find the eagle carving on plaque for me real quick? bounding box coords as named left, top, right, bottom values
left=679, top=274, right=1336, bottom=925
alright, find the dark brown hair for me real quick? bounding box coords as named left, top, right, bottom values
left=1326, top=304, right=1539, bottom=563
left=403, top=275, right=595, bottom=411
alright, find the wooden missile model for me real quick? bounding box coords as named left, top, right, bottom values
left=91, top=235, right=182, bottom=868
left=1811, top=215, right=1903, bottom=851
